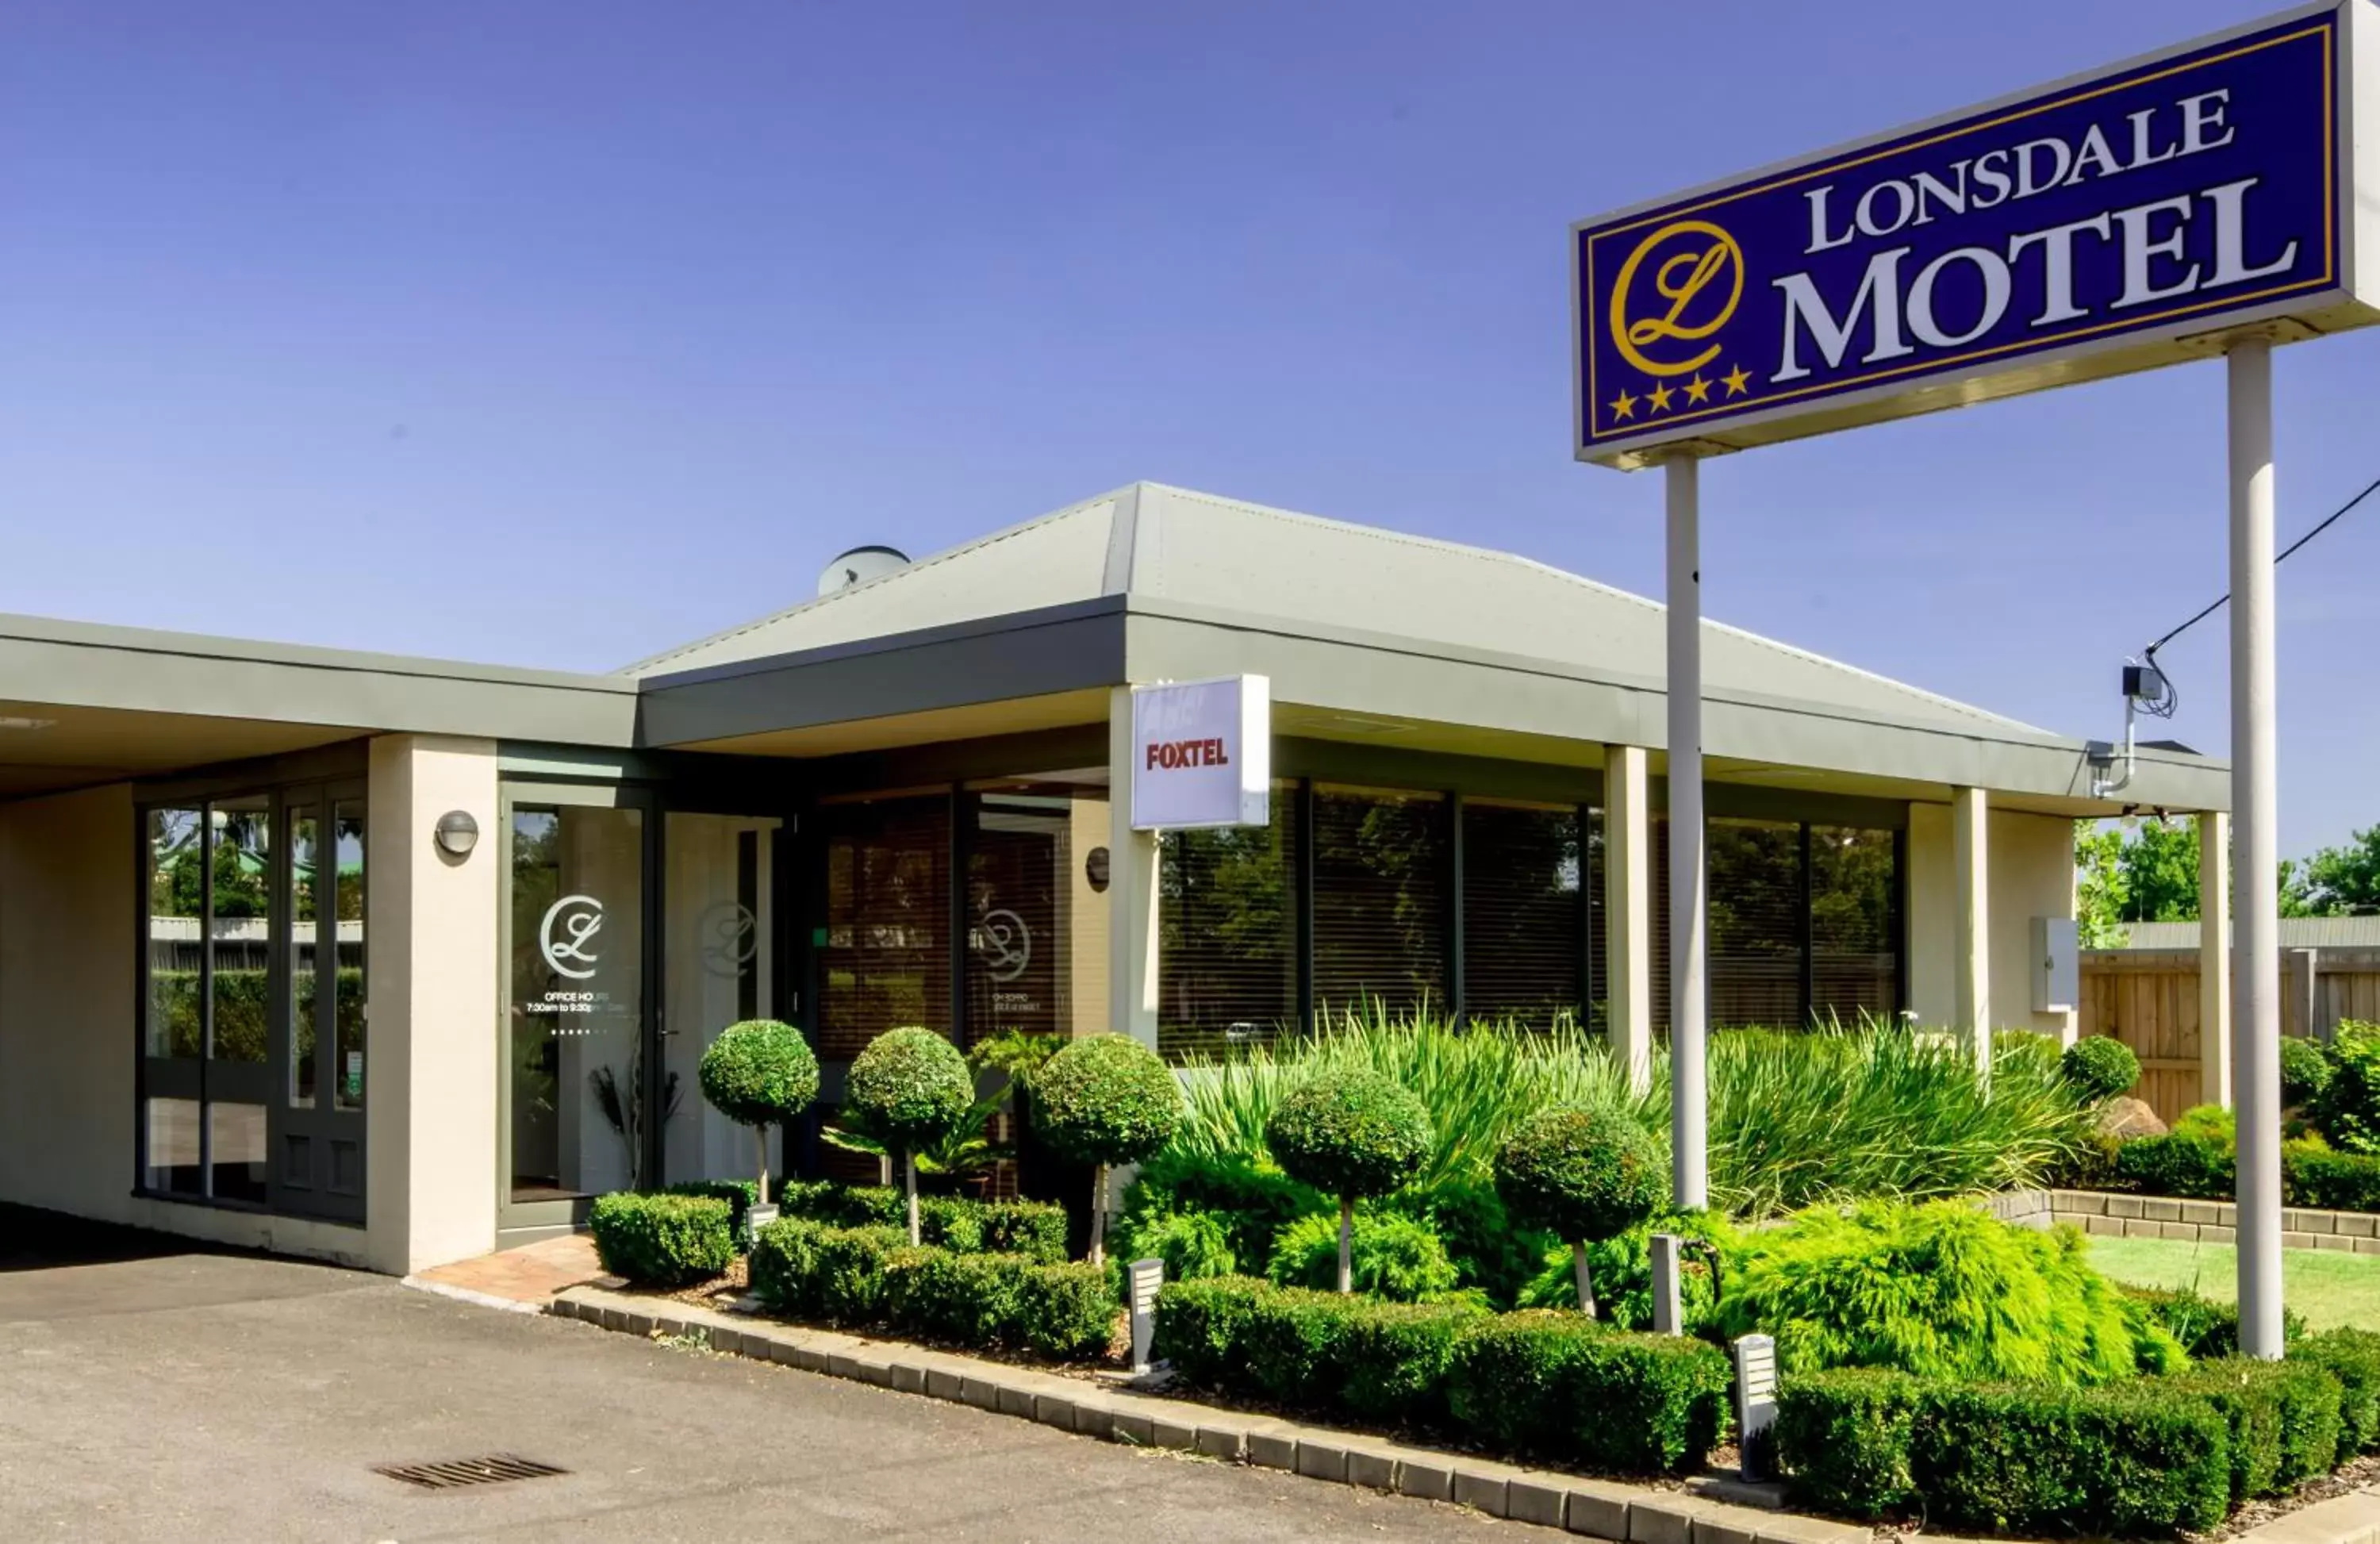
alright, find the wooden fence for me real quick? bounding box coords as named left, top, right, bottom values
left=2078, top=947, right=2380, bottom=1125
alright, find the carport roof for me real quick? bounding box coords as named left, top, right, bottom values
left=627, top=482, right=2036, bottom=736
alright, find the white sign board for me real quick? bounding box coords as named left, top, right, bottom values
left=1130, top=675, right=1270, bottom=832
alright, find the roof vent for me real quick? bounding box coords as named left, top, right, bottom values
left=817, top=545, right=909, bottom=597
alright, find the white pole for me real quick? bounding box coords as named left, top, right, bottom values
left=2228, top=336, right=2283, bottom=1359
left=1666, top=454, right=1708, bottom=1210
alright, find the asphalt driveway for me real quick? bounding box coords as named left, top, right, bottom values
left=0, top=1208, right=1518, bottom=1542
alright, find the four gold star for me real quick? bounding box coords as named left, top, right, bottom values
left=1606, top=363, right=1755, bottom=426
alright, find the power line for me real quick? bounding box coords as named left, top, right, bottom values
left=2144, top=473, right=2380, bottom=662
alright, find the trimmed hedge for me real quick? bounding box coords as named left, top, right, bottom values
left=2294, top=1328, right=2380, bottom=1452
left=1774, top=1368, right=1925, bottom=1519
left=747, top=1217, right=1115, bottom=1359
left=588, top=1192, right=735, bottom=1287
left=1911, top=1380, right=2229, bottom=1537
left=2172, top=1358, right=2342, bottom=1501
left=1148, top=1276, right=1484, bottom=1428
left=663, top=1179, right=758, bottom=1248
left=1446, top=1311, right=1732, bottom=1474
left=2113, top=1132, right=2380, bottom=1211
left=774, top=1179, right=1067, bottom=1262
left=1778, top=1358, right=2358, bottom=1531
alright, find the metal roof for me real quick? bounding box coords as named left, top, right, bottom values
left=2106, top=916, right=2380, bottom=951
left=627, top=482, right=2038, bottom=736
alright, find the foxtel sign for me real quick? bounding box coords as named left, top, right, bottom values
left=1130, top=675, right=1271, bottom=832
left=1573, top=1, right=2380, bottom=468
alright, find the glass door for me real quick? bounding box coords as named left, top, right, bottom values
left=501, top=783, right=653, bottom=1235
left=659, top=812, right=784, bottom=1189
left=271, top=782, right=367, bottom=1221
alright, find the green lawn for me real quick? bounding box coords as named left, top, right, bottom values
left=2084, top=1235, right=2380, bottom=1331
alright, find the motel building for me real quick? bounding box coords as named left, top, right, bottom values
left=0, top=482, right=2226, bottom=1275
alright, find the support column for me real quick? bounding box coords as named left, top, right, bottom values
left=2198, top=811, right=2233, bottom=1110
left=1952, top=785, right=1990, bottom=1077
left=1605, top=743, right=1653, bottom=1097
left=1665, top=456, right=1708, bottom=1210
left=1107, top=686, right=1161, bottom=1050
left=2229, top=336, right=2284, bottom=1359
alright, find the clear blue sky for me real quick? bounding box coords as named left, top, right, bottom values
left=2, top=2, right=2374, bottom=854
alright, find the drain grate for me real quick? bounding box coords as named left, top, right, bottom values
left=374, top=1454, right=568, bottom=1491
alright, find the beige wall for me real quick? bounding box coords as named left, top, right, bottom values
left=1907, top=801, right=2077, bottom=1039
left=0, top=782, right=375, bottom=1266
left=366, top=734, right=501, bottom=1273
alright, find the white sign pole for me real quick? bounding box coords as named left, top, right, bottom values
left=2229, top=335, right=2285, bottom=1358
left=1666, top=454, right=1709, bottom=1211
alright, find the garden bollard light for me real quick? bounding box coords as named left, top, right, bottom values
left=1649, top=1232, right=1683, bottom=1335
left=1129, top=1258, right=1164, bottom=1374
left=1733, top=1333, right=1777, bottom=1481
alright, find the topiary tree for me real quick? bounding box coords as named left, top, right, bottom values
left=1265, top=1068, right=1432, bottom=1293
left=2060, top=1035, right=2140, bottom=1104
left=697, top=1019, right=820, bottom=1212
left=1495, top=1103, right=1665, bottom=1318
left=1027, top=1033, right=1183, bottom=1267
left=843, top=1026, right=975, bottom=1244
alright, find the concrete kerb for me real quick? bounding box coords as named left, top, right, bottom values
left=539, top=1285, right=2370, bottom=1544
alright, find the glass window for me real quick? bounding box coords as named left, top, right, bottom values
left=332, top=801, right=367, bottom=1109
left=1159, top=782, right=1299, bottom=1061
left=1811, top=825, right=1900, bottom=1024
left=1707, top=818, right=1803, bottom=1029
left=1461, top=799, right=1583, bottom=1029
left=816, top=795, right=950, bottom=1061
left=1312, top=785, right=1449, bottom=1023
left=288, top=805, right=319, bottom=1109
left=146, top=808, right=203, bottom=1059
left=144, top=1098, right=203, bottom=1196
left=209, top=796, right=271, bottom=1066
left=965, top=778, right=1110, bottom=1047
left=508, top=803, right=645, bottom=1203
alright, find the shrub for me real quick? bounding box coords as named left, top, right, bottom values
left=747, top=1219, right=905, bottom=1323
left=2294, top=1328, right=2380, bottom=1452
left=1774, top=1367, right=1925, bottom=1519
left=1266, top=1069, right=1432, bottom=1292
left=771, top=1180, right=1069, bottom=1259
left=1447, top=1312, right=1732, bottom=1474
left=1910, top=1380, right=2231, bottom=1536
left=1115, top=1207, right=1238, bottom=1282
left=2124, top=1284, right=2248, bottom=1360
left=1151, top=1275, right=1277, bottom=1390
left=663, top=1178, right=760, bottom=1249
left=2282, top=1036, right=2336, bottom=1108
left=1121, top=1152, right=1323, bottom=1276
left=1338, top=1299, right=1489, bottom=1427
left=1495, top=1103, right=1666, bottom=1315
left=1714, top=1200, right=2150, bottom=1386
left=1385, top=1181, right=1554, bottom=1308
left=697, top=1018, right=820, bottom=1202
left=2173, top=1103, right=2236, bottom=1146
left=2289, top=1145, right=2380, bottom=1212
left=1029, top=1034, right=1183, bottom=1265
left=588, top=1192, right=735, bottom=1287
left=2117, top=1132, right=2236, bottom=1200
left=883, top=1247, right=1027, bottom=1345
left=1014, top=1262, right=1119, bottom=1359
left=2315, top=1023, right=2380, bottom=1154
left=1519, top=1210, right=1741, bottom=1331
left=1238, top=1284, right=1362, bottom=1405
left=2171, top=1358, right=2343, bottom=1500
left=1265, top=1209, right=1463, bottom=1302
left=843, top=1027, right=976, bottom=1242
left=2063, top=1035, right=2141, bottom=1103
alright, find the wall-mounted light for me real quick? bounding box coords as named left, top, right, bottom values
left=434, top=810, right=480, bottom=858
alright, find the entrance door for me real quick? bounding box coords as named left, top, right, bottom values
left=271, top=782, right=367, bottom=1221
left=501, top=784, right=653, bottom=1235
left=659, top=812, right=784, bottom=1189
